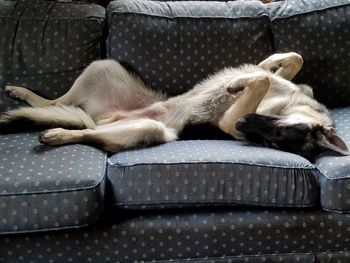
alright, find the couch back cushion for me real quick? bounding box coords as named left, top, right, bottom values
left=270, top=0, right=350, bottom=107
left=107, top=0, right=273, bottom=96
left=0, top=0, right=105, bottom=112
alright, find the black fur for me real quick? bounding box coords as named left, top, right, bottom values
left=236, top=113, right=325, bottom=160
left=180, top=123, right=232, bottom=140
left=0, top=116, right=43, bottom=134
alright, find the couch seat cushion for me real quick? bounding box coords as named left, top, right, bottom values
left=0, top=133, right=106, bottom=234
left=107, top=140, right=319, bottom=209
left=315, top=107, right=350, bottom=213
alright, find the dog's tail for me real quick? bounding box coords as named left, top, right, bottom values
left=0, top=105, right=95, bottom=133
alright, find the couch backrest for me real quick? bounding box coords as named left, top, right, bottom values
left=107, top=0, right=273, bottom=96
left=270, top=0, right=350, bottom=107
left=1, top=0, right=349, bottom=109
left=0, top=0, right=105, bottom=111
left=107, top=0, right=350, bottom=108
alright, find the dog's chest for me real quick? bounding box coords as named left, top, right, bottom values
left=257, top=78, right=298, bottom=115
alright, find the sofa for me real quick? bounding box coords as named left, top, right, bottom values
left=1, top=0, right=350, bottom=262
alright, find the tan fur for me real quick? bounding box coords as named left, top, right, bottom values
left=1, top=52, right=345, bottom=154
left=0, top=104, right=95, bottom=129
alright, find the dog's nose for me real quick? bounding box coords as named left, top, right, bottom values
left=238, top=116, right=247, bottom=123
left=235, top=117, right=247, bottom=131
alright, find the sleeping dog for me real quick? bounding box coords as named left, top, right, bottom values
left=1, top=52, right=348, bottom=159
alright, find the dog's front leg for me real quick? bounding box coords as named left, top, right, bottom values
left=218, top=72, right=270, bottom=139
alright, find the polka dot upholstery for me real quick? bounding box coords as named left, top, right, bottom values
left=1, top=208, right=350, bottom=262
left=0, top=1, right=105, bottom=111
left=0, top=2, right=107, bottom=234
left=0, top=70, right=83, bottom=112
left=2, top=0, right=350, bottom=261
left=107, top=0, right=272, bottom=96
left=0, top=133, right=106, bottom=234
left=270, top=0, right=350, bottom=107
left=315, top=107, right=350, bottom=213
left=108, top=140, right=319, bottom=209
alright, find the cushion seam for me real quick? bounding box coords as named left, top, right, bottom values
left=108, top=160, right=316, bottom=170
left=114, top=200, right=315, bottom=208
left=271, top=2, right=350, bottom=21
left=322, top=207, right=350, bottom=213
left=111, top=10, right=270, bottom=21
left=315, top=164, right=350, bottom=180
left=0, top=16, right=105, bottom=21
left=0, top=223, right=90, bottom=235
left=142, top=251, right=348, bottom=263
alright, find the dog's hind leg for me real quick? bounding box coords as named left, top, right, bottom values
left=4, top=85, right=60, bottom=107
left=5, top=81, right=79, bottom=107
left=258, top=52, right=303, bottom=80
left=218, top=72, right=270, bottom=139
left=4, top=60, right=158, bottom=113
left=38, top=119, right=178, bottom=152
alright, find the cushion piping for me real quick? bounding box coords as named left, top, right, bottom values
left=113, top=200, right=316, bottom=208
left=108, top=160, right=316, bottom=170
left=315, top=165, right=350, bottom=180
left=0, top=153, right=107, bottom=197
left=110, top=11, right=270, bottom=21
left=270, top=2, right=350, bottom=21
left=143, top=251, right=348, bottom=263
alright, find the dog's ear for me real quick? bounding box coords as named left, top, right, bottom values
left=319, top=128, right=350, bottom=155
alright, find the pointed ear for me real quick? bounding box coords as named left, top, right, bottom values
left=320, top=128, right=350, bottom=155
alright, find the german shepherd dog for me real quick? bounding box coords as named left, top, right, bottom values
left=1, top=52, right=349, bottom=159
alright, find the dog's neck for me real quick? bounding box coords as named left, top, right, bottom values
left=283, top=103, right=333, bottom=127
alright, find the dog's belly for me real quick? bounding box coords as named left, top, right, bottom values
left=133, top=108, right=166, bottom=121
left=92, top=96, right=163, bottom=121
left=98, top=102, right=168, bottom=126
left=257, top=96, right=290, bottom=115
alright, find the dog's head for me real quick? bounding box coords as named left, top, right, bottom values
left=236, top=113, right=350, bottom=160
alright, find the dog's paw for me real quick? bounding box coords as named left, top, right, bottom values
left=228, top=72, right=270, bottom=95
left=264, top=52, right=303, bottom=70
left=4, top=86, right=27, bottom=101
left=39, top=128, right=71, bottom=145
left=249, top=73, right=270, bottom=90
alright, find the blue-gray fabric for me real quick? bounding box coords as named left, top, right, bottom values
left=108, top=140, right=319, bottom=209
left=315, top=107, right=350, bottom=213
left=0, top=133, right=106, bottom=234
left=1, top=5, right=350, bottom=263
left=0, top=70, right=84, bottom=112
left=1, top=208, right=350, bottom=262
left=0, top=1, right=105, bottom=112
left=0, top=0, right=107, bottom=234
left=269, top=0, right=350, bottom=107
left=107, top=0, right=272, bottom=95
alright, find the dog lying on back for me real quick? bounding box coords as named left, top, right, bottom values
left=1, top=52, right=349, bottom=159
